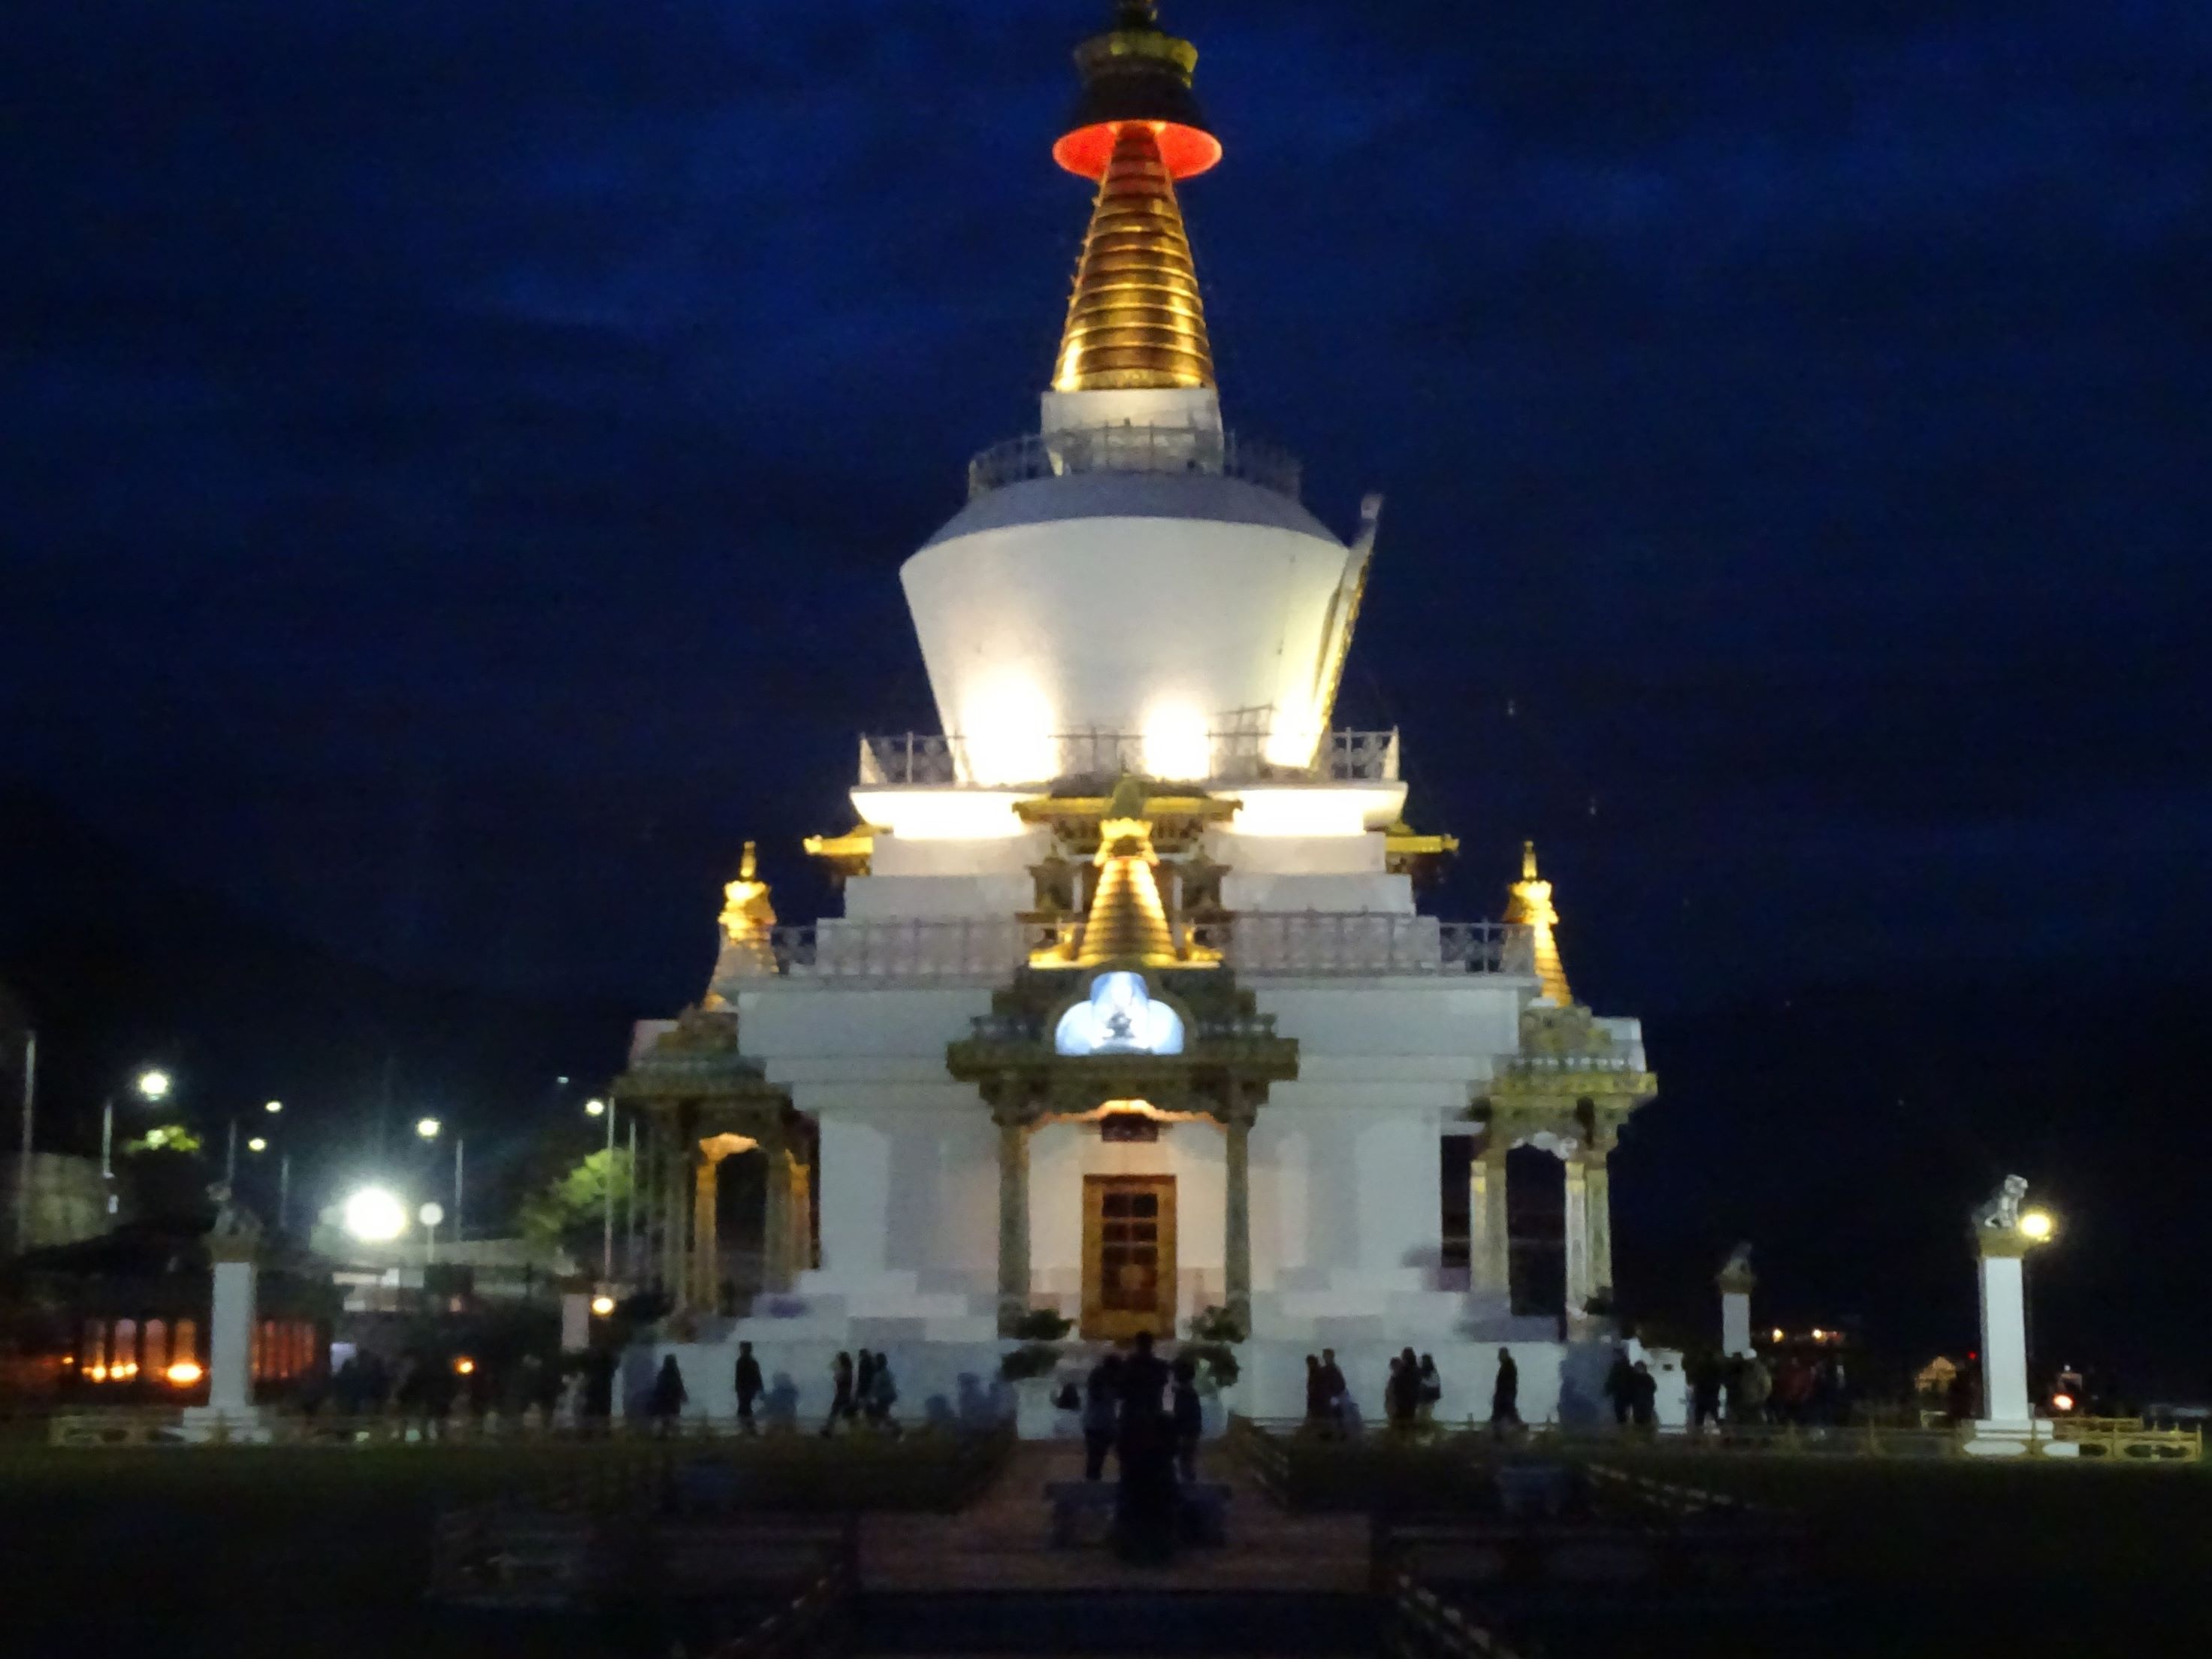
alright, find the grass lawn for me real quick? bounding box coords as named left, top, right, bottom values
left=0, top=1431, right=995, bottom=1659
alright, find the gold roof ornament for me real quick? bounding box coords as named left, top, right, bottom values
left=1052, top=119, right=1216, bottom=391
left=1035, top=778, right=1215, bottom=969
left=1503, top=839, right=1573, bottom=1006
left=706, top=841, right=779, bottom=998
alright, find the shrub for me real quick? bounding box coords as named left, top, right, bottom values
left=1009, top=1307, right=1074, bottom=1342
left=999, top=1343, right=1061, bottom=1382
left=1188, top=1304, right=1247, bottom=1343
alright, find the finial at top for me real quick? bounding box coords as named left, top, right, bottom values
left=1115, top=0, right=1160, bottom=26
left=1521, top=839, right=1540, bottom=882
left=739, top=840, right=758, bottom=883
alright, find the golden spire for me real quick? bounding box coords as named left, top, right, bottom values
left=1052, top=122, right=1216, bottom=392
left=707, top=840, right=778, bottom=997
left=1503, top=840, right=1573, bottom=1005
left=1033, top=778, right=1212, bottom=969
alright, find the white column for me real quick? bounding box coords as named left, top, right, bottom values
left=183, top=1237, right=270, bottom=1442
left=1470, top=1141, right=1510, bottom=1299
left=1977, top=1249, right=2033, bottom=1428
left=1718, top=1247, right=1756, bottom=1358
left=560, top=1287, right=591, bottom=1353
left=1563, top=1156, right=1591, bottom=1316
left=207, top=1258, right=256, bottom=1416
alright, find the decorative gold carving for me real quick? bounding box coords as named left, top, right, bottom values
left=803, top=825, right=878, bottom=882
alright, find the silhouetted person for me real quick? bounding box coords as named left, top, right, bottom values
left=735, top=1341, right=763, bottom=1433
left=1302, top=1354, right=1328, bottom=1430
left=1691, top=1352, right=1724, bottom=1431
left=1385, top=1352, right=1417, bottom=1431
left=1317, top=1347, right=1349, bottom=1436
left=650, top=1354, right=687, bottom=1436
left=1114, top=1332, right=1177, bottom=1563
left=821, top=1350, right=855, bottom=1437
left=1171, top=1355, right=1204, bottom=1482
left=1604, top=1346, right=1636, bottom=1426
left=1490, top=1348, right=1521, bottom=1435
left=581, top=1347, right=615, bottom=1431
left=1083, top=1354, right=1123, bottom=1480
left=1629, top=1360, right=1657, bottom=1430
left=855, top=1349, right=878, bottom=1420
left=868, top=1352, right=899, bottom=1433
left=1417, top=1354, right=1442, bottom=1425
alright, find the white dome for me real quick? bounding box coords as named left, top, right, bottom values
left=901, top=470, right=1358, bottom=784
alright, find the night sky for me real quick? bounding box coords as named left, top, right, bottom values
left=5, top=5, right=2209, bottom=1387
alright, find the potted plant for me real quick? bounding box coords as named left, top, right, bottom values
left=1000, top=1308, right=1075, bottom=1438
left=1183, top=1306, right=1246, bottom=1434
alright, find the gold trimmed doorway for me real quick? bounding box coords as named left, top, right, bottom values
left=1080, top=1175, right=1177, bottom=1340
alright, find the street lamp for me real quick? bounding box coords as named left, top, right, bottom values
left=419, top=1200, right=446, bottom=1264
left=2020, top=1208, right=2055, bottom=1242
left=247, top=1136, right=267, bottom=1153
left=416, top=1116, right=462, bottom=1241
left=246, top=1133, right=291, bottom=1232
left=341, top=1186, right=406, bottom=1243
left=101, top=1066, right=175, bottom=1216
left=264, top=1099, right=283, bottom=1114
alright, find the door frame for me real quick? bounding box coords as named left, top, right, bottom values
left=1079, top=1174, right=1177, bottom=1340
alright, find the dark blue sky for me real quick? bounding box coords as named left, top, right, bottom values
left=4, top=0, right=2207, bottom=1017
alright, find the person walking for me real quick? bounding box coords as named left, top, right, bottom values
left=1603, top=1346, right=1636, bottom=1427
left=1114, top=1333, right=1177, bottom=1564
left=1416, top=1354, right=1442, bottom=1427
left=734, top=1340, right=764, bottom=1434
left=649, top=1354, right=687, bottom=1437
left=869, top=1352, right=899, bottom=1434
left=1489, top=1348, right=1522, bottom=1437
left=1737, top=1351, right=1773, bottom=1426
left=822, top=1350, right=855, bottom=1437
left=1628, top=1360, right=1658, bottom=1431
left=855, top=1349, right=878, bottom=1423
left=1302, top=1354, right=1329, bottom=1432
left=1691, top=1352, right=1723, bottom=1433
left=1385, top=1350, right=1418, bottom=1433
left=1171, top=1355, right=1204, bottom=1482
left=1083, top=1353, right=1123, bottom=1480
left=1317, top=1347, right=1349, bottom=1437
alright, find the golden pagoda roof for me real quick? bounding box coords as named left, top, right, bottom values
left=1034, top=778, right=1216, bottom=970
left=1053, top=120, right=1215, bottom=392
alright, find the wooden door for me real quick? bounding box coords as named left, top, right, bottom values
left=1082, top=1175, right=1177, bottom=1340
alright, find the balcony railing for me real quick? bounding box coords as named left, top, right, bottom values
left=857, top=730, right=1399, bottom=788
left=766, top=917, right=1532, bottom=983
left=966, top=425, right=1302, bottom=503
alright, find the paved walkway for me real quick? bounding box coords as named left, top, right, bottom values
left=860, top=1440, right=1369, bottom=1594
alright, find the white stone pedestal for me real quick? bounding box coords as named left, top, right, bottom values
left=1717, top=1247, right=1755, bottom=1358
left=182, top=1242, right=272, bottom=1443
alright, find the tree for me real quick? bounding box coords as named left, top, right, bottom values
left=516, top=1148, right=634, bottom=1258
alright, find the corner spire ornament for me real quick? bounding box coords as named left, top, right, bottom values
left=706, top=841, right=779, bottom=999
left=1503, top=840, right=1573, bottom=1006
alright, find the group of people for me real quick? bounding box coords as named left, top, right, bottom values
left=1076, top=1331, right=1207, bottom=1563
left=1688, top=1347, right=1851, bottom=1429
left=647, top=1340, right=903, bottom=1436
left=1304, top=1346, right=1526, bottom=1435
left=1602, top=1348, right=1663, bottom=1428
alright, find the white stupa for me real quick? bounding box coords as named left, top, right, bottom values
left=615, top=1, right=1669, bottom=1430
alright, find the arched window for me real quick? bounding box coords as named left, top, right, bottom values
left=144, top=1319, right=168, bottom=1376
left=113, top=1319, right=138, bottom=1382
left=173, top=1318, right=198, bottom=1367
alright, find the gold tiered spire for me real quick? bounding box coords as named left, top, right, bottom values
left=706, top=842, right=778, bottom=999
left=1503, top=841, right=1574, bottom=1006
left=1052, top=122, right=1216, bottom=392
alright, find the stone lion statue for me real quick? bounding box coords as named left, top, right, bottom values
left=1972, top=1174, right=2029, bottom=1231
left=205, top=1180, right=263, bottom=1241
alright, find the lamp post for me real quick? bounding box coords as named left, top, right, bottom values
left=415, top=1115, right=464, bottom=1242
left=243, top=1135, right=290, bottom=1234
left=101, top=1067, right=172, bottom=1217
left=585, top=1098, right=613, bottom=1280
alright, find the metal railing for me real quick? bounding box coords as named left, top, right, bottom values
left=857, top=728, right=1400, bottom=787
left=767, top=917, right=1534, bottom=983
left=966, top=424, right=1302, bottom=501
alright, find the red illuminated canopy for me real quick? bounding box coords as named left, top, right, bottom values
left=1054, top=120, right=1221, bottom=182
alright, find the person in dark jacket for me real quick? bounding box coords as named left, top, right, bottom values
left=1628, top=1360, right=1659, bottom=1430
left=1417, top=1354, right=1443, bottom=1426
left=649, top=1355, right=687, bottom=1436
left=1083, top=1354, right=1123, bottom=1480
left=1171, top=1355, right=1204, bottom=1482
left=1114, top=1333, right=1177, bottom=1564
left=1490, top=1348, right=1521, bottom=1436
left=734, top=1341, right=764, bottom=1434
left=821, top=1350, right=855, bottom=1437
left=1316, top=1348, right=1349, bottom=1437
left=1603, top=1346, right=1636, bottom=1426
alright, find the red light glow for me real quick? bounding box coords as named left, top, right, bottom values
left=1055, top=120, right=1221, bottom=181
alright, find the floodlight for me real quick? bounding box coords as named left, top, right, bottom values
left=342, top=1186, right=407, bottom=1243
